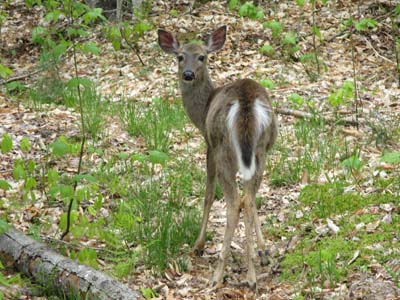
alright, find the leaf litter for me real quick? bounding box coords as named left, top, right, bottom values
left=1, top=0, right=400, bottom=299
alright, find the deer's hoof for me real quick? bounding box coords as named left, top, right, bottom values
left=192, top=240, right=205, bottom=256
left=258, top=250, right=270, bottom=266
left=247, top=281, right=257, bottom=292
left=193, top=248, right=204, bottom=256
left=238, top=281, right=257, bottom=292
left=211, top=268, right=225, bottom=288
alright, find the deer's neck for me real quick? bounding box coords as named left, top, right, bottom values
left=180, top=75, right=215, bottom=134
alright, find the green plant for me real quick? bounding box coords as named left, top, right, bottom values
left=1, top=133, right=12, bottom=154
left=341, top=154, right=363, bottom=182
left=29, top=0, right=103, bottom=107
left=27, top=0, right=106, bottom=239
left=260, top=44, right=274, bottom=56
left=282, top=31, right=300, bottom=57
left=77, top=248, right=99, bottom=269
left=288, top=93, right=305, bottom=109
left=0, top=261, right=10, bottom=300
left=380, top=151, right=400, bottom=164
left=66, top=81, right=106, bottom=142
left=105, top=13, right=152, bottom=66
left=342, top=13, right=376, bottom=127
left=0, top=63, right=12, bottom=78
left=0, top=220, right=9, bottom=235
left=6, top=81, right=27, bottom=96
left=280, top=181, right=400, bottom=287
left=141, top=287, right=157, bottom=299
left=121, top=98, right=186, bottom=152
left=354, top=18, right=378, bottom=31
left=263, top=20, right=283, bottom=40
left=97, top=151, right=200, bottom=272
left=296, top=0, right=305, bottom=8
left=259, top=79, right=275, bottom=90
left=327, top=81, right=354, bottom=108
left=267, top=119, right=340, bottom=186
left=228, top=1, right=264, bottom=20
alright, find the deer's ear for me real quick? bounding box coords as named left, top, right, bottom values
left=206, top=25, right=227, bottom=53
left=158, top=29, right=180, bottom=55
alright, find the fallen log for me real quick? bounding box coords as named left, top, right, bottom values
left=0, top=228, right=142, bottom=300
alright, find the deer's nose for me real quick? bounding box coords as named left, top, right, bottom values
left=182, top=70, right=195, bottom=81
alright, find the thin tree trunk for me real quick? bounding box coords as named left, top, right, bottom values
left=116, top=0, right=123, bottom=28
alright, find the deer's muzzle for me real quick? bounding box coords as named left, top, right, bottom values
left=182, top=70, right=195, bottom=81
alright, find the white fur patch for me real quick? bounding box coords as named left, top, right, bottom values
left=226, top=99, right=272, bottom=181
left=254, top=99, right=271, bottom=138
left=226, top=100, right=239, bottom=134
left=226, top=100, right=256, bottom=181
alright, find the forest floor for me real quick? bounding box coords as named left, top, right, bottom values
left=0, top=0, right=400, bottom=299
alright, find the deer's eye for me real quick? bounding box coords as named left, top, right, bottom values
left=198, top=55, right=205, bottom=62
left=177, top=55, right=184, bottom=62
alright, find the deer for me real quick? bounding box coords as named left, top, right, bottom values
left=157, top=25, right=277, bottom=290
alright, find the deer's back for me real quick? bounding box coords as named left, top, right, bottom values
left=205, top=79, right=276, bottom=150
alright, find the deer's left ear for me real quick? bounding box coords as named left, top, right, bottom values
left=206, top=25, right=227, bottom=53
left=158, top=29, right=180, bottom=55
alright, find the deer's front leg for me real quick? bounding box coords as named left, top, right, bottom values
left=193, top=147, right=216, bottom=256
left=212, top=194, right=240, bottom=286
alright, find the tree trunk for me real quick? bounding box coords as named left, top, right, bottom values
left=0, top=228, right=142, bottom=300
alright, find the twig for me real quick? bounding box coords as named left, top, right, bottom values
left=348, top=5, right=361, bottom=130
left=0, top=68, right=43, bottom=85
left=275, top=107, right=361, bottom=126
left=390, top=0, right=400, bottom=87
left=120, top=26, right=146, bottom=66
left=257, top=236, right=293, bottom=281
left=61, top=1, right=87, bottom=241
left=311, top=0, right=321, bottom=76
left=43, top=236, right=109, bottom=252
left=361, top=36, right=394, bottom=64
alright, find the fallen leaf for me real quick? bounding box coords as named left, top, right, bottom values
left=348, top=250, right=360, bottom=265
left=366, top=220, right=380, bottom=232
left=381, top=214, right=392, bottom=224
left=327, top=218, right=340, bottom=234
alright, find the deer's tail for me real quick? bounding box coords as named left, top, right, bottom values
left=227, top=99, right=271, bottom=181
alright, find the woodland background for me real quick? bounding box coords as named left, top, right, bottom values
left=0, top=0, right=399, bottom=299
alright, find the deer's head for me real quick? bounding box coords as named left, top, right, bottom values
left=157, top=26, right=227, bottom=84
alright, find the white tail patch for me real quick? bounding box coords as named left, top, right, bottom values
left=254, top=99, right=272, bottom=137
left=227, top=99, right=271, bottom=181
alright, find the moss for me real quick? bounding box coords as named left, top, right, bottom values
left=281, top=236, right=351, bottom=283
left=279, top=183, right=400, bottom=284
left=299, top=183, right=399, bottom=218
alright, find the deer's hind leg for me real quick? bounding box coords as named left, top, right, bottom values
left=242, top=153, right=268, bottom=290
left=252, top=153, right=270, bottom=266
left=242, top=184, right=257, bottom=290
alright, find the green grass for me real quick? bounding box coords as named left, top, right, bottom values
left=298, top=183, right=396, bottom=219
left=3, top=45, right=399, bottom=298
left=279, top=182, right=400, bottom=291
left=267, top=119, right=344, bottom=186
left=120, top=98, right=187, bottom=152
left=90, top=148, right=202, bottom=274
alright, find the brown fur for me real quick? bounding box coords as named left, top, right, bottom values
left=158, top=26, right=277, bottom=290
